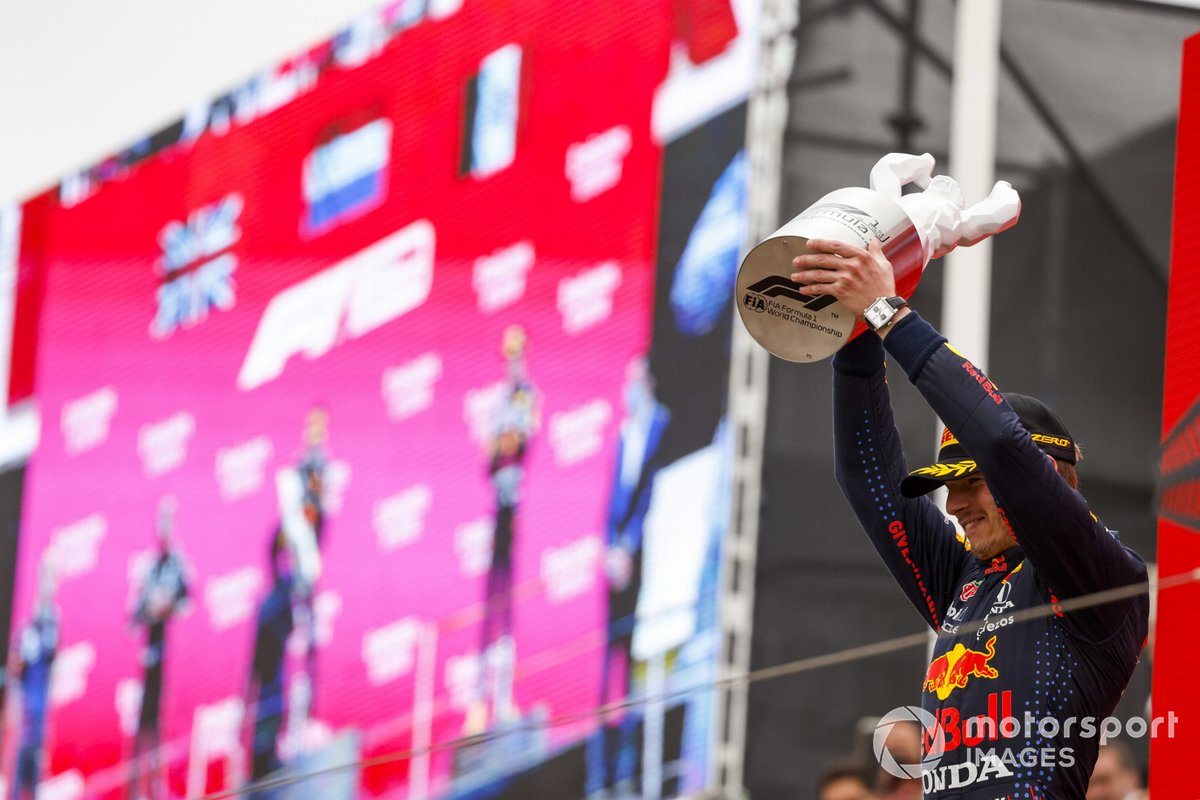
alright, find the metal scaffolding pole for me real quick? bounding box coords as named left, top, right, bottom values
left=714, top=0, right=797, bottom=796
left=942, top=0, right=1003, bottom=371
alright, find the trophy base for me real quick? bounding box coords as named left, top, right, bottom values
left=735, top=186, right=926, bottom=362
left=735, top=235, right=857, bottom=363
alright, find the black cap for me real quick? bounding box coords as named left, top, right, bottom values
left=899, top=392, right=1076, bottom=498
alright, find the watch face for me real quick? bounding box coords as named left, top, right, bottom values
left=865, top=299, right=893, bottom=330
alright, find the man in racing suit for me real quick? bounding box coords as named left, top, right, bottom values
left=791, top=238, right=1149, bottom=799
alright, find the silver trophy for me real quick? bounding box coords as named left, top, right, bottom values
left=735, top=153, right=1021, bottom=362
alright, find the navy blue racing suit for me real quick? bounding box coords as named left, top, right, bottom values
left=832, top=313, right=1149, bottom=800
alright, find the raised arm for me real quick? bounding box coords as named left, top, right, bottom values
left=832, top=333, right=971, bottom=630
left=882, top=313, right=1146, bottom=640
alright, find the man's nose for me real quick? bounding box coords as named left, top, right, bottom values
left=945, top=487, right=966, bottom=516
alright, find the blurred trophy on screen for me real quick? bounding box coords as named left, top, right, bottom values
left=735, top=152, right=1021, bottom=362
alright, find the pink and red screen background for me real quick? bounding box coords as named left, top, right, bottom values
left=6, top=1, right=738, bottom=795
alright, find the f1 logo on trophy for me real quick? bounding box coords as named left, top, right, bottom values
left=735, top=152, right=1021, bottom=362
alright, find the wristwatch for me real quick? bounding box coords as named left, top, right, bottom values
left=863, top=296, right=908, bottom=331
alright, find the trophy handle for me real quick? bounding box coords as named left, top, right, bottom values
left=869, top=152, right=935, bottom=199
left=899, top=176, right=1022, bottom=262
left=958, top=180, right=1022, bottom=248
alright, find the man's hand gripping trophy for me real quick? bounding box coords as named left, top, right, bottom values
left=734, top=152, right=1021, bottom=362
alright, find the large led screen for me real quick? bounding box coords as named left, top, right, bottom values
left=2, top=1, right=756, bottom=798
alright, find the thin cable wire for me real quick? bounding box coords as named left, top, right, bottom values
left=197, top=567, right=1197, bottom=799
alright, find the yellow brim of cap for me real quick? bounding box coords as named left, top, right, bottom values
left=899, top=459, right=979, bottom=498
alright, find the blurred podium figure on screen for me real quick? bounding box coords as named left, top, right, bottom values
left=586, top=356, right=670, bottom=800
left=245, top=404, right=330, bottom=795
left=274, top=406, right=330, bottom=599
left=466, top=326, right=540, bottom=735
left=8, top=558, right=59, bottom=800
left=274, top=406, right=331, bottom=756
left=128, top=496, right=192, bottom=800
left=295, top=405, right=332, bottom=546
left=244, top=531, right=297, bottom=795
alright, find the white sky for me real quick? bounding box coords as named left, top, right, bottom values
left=0, top=0, right=383, bottom=207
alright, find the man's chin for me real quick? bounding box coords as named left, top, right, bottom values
left=968, top=535, right=1004, bottom=561
left=978, top=528, right=1023, bottom=560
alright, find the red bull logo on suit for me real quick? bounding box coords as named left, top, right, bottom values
left=923, top=635, right=1000, bottom=701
